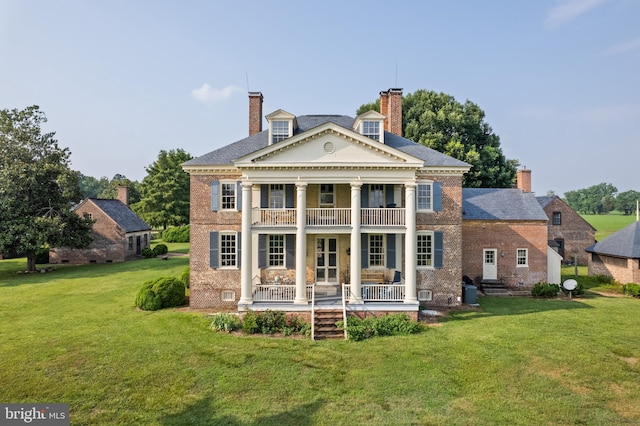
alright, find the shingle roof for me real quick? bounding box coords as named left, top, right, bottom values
left=462, top=188, right=548, bottom=221
left=183, top=115, right=469, bottom=168
left=585, top=221, right=640, bottom=258
left=536, top=195, right=555, bottom=208
left=87, top=199, right=151, bottom=232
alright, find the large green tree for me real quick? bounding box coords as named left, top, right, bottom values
left=357, top=90, right=517, bottom=188
left=564, top=183, right=618, bottom=214
left=132, top=149, right=192, bottom=229
left=98, top=174, right=142, bottom=203
left=614, top=190, right=640, bottom=215
left=78, top=173, right=109, bottom=198
left=0, top=106, right=93, bottom=271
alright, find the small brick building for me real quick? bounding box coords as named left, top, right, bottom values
left=586, top=221, right=640, bottom=284
left=50, top=187, right=151, bottom=264
left=537, top=195, right=596, bottom=265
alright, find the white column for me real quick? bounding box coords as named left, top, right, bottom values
left=350, top=182, right=363, bottom=304
left=239, top=182, right=254, bottom=305
left=294, top=182, right=308, bottom=304
left=404, top=183, right=418, bottom=303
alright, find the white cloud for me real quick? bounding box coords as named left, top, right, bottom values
left=545, top=0, right=607, bottom=29
left=606, top=36, right=640, bottom=55
left=191, top=84, right=242, bottom=103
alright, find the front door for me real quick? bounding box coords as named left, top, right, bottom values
left=483, top=249, right=498, bottom=280
left=315, top=237, right=338, bottom=284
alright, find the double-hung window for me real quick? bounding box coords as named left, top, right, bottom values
left=417, top=183, right=433, bottom=211
left=552, top=212, right=561, bottom=225
left=320, top=184, right=334, bottom=207
left=271, top=121, right=289, bottom=143
left=417, top=232, right=433, bottom=267
left=362, top=121, right=380, bottom=141
left=220, top=233, right=238, bottom=267
left=369, top=184, right=384, bottom=208
left=221, top=182, right=237, bottom=210
left=517, top=249, right=528, bottom=266
left=269, top=184, right=284, bottom=209
left=269, top=235, right=285, bottom=267
left=369, top=234, right=385, bottom=267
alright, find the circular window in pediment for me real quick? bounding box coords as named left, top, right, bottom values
left=323, top=141, right=335, bottom=153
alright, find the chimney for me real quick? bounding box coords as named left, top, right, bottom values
left=117, top=186, right=129, bottom=206
left=380, top=88, right=403, bottom=136
left=248, top=92, right=263, bottom=136
left=517, top=168, right=532, bottom=193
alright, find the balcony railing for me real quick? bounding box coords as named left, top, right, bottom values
left=252, top=285, right=314, bottom=302
left=252, top=207, right=406, bottom=228
left=343, top=284, right=405, bottom=302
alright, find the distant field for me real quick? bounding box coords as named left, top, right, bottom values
left=581, top=211, right=636, bottom=240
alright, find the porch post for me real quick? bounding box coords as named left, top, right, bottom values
left=350, top=182, right=363, bottom=303
left=294, top=182, right=308, bottom=304
left=239, top=182, right=254, bottom=305
left=404, top=183, right=418, bottom=303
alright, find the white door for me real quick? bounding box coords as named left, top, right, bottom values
left=483, top=249, right=498, bottom=280
left=315, top=237, right=338, bottom=284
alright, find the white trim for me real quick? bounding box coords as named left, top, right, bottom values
left=416, top=231, right=435, bottom=269
left=516, top=248, right=529, bottom=267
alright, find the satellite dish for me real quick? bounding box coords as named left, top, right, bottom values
left=563, top=279, right=577, bottom=291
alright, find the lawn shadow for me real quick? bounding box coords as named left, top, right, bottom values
left=440, top=296, right=595, bottom=322
left=159, top=396, right=325, bottom=426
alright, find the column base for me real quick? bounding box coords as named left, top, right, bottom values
left=238, top=298, right=254, bottom=305
left=293, top=298, right=309, bottom=305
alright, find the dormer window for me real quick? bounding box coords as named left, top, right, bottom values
left=266, top=109, right=296, bottom=145
left=353, top=110, right=386, bottom=143
left=362, top=121, right=380, bottom=141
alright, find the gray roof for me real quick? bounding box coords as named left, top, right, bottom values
left=536, top=195, right=555, bottom=208
left=462, top=188, right=549, bottom=221
left=585, top=221, right=640, bottom=258
left=183, top=115, right=469, bottom=168
left=86, top=199, right=151, bottom=232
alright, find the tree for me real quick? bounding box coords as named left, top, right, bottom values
left=78, top=173, right=109, bottom=198
left=564, top=183, right=618, bottom=214
left=132, top=149, right=192, bottom=229
left=0, top=106, right=93, bottom=271
left=357, top=90, right=517, bottom=188
left=615, top=190, right=640, bottom=215
left=98, top=174, right=142, bottom=204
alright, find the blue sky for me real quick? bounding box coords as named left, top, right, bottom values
left=1, top=0, right=638, bottom=197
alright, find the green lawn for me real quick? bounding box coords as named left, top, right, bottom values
left=581, top=211, right=636, bottom=240
left=1, top=258, right=640, bottom=425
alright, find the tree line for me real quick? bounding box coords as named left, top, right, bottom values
left=564, top=183, right=640, bottom=215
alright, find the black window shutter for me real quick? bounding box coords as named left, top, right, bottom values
left=285, top=234, right=295, bottom=268
left=433, top=182, right=442, bottom=212
left=211, top=182, right=220, bottom=211
left=434, top=231, right=443, bottom=268
left=237, top=232, right=241, bottom=268
left=258, top=234, right=267, bottom=268
left=209, top=231, right=219, bottom=268
left=386, top=234, right=396, bottom=269
left=361, top=233, right=369, bottom=268
left=236, top=181, right=242, bottom=211
left=361, top=184, right=369, bottom=208
left=260, top=184, right=268, bottom=208
left=385, top=184, right=394, bottom=206
left=285, top=184, right=294, bottom=208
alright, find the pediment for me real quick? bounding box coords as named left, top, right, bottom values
left=234, top=122, right=423, bottom=169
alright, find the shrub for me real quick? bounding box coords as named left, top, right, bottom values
left=239, top=311, right=309, bottom=336
left=141, top=248, right=155, bottom=258
left=282, top=314, right=311, bottom=336
left=162, top=225, right=190, bottom=243
left=561, top=281, right=585, bottom=296
left=623, top=283, right=640, bottom=297
left=337, top=313, right=422, bottom=341
left=257, top=310, right=286, bottom=334
left=135, top=277, right=186, bottom=311
left=152, top=243, right=168, bottom=256
left=531, top=282, right=560, bottom=298
left=241, top=311, right=259, bottom=334
left=179, top=267, right=190, bottom=289
left=210, top=313, right=242, bottom=332
left=593, top=274, right=615, bottom=285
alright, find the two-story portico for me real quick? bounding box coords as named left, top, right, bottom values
left=183, top=89, right=470, bottom=316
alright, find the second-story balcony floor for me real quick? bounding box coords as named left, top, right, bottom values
left=252, top=207, right=406, bottom=228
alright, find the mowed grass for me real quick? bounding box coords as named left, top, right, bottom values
left=581, top=211, right=636, bottom=240
left=2, top=258, right=640, bottom=425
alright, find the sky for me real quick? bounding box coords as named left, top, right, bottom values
left=1, top=0, right=639, bottom=197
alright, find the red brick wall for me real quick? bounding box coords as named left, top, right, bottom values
left=462, top=220, right=548, bottom=287
left=588, top=254, right=640, bottom=284
left=542, top=197, right=595, bottom=265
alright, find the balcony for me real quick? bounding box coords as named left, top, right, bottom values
left=251, top=207, right=406, bottom=228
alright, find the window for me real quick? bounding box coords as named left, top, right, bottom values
left=221, top=182, right=237, bottom=210
left=144, top=234, right=148, bottom=248
left=417, top=233, right=433, bottom=267
left=84, top=212, right=93, bottom=221
left=417, top=183, right=432, bottom=210
left=269, top=235, right=285, bottom=267
left=517, top=249, right=528, bottom=266
left=220, top=233, right=237, bottom=267
left=320, top=184, right=334, bottom=207
left=221, top=291, right=235, bottom=302
left=362, top=121, right=380, bottom=141
left=369, top=184, right=384, bottom=208
left=269, top=184, right=284, bottom=209
left=552, top=211, right=561, bottom=225
left=271, top=120, right=289, bottom=143
left=128, top=236, right=133, bottom=250
left=369, top=234, right=385, bottom=267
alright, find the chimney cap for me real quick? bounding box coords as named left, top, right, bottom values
left=248, top=91, right=263, bottom=97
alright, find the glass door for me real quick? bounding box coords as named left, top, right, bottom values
left=315, top=237, right=338, bottom=284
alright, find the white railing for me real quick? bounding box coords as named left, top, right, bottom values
left=311, top=284, right=316, bottom=340
left=362, top=284, right=405, bottom=301
left=252, top=284, right=314, bottom=302
left=361, top=208, right=406, bottom=226
left=341, top=283, right=348, bottom=340
left=306, top=208, right=351, bottom=226
left=252, top=208, right=296, bottom=227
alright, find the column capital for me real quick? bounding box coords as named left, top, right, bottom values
left=404, top=181, right=418, bottom=189
left=241, top=181, right=253, bottom=189
left=295, top=181, right=308, bottom=189
left=350, top=182, right=363, bottom=189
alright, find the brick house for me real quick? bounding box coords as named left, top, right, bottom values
left=586, top=221, right=640, bottom=284
left=50, top=187, right=152, bottom=264
left=182, top=89, right=472, bottom=317
left=536, top=194, right=595, bottom=265
left=461, top=182, right=552, bottom=289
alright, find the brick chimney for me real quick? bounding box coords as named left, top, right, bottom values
left=517, top=168, right=532, bottom=193
left=117, top=186, right=129, bottom=206
left=380, top=88, right=403, bottom=136
left=248, top=92, right=263, bottom=136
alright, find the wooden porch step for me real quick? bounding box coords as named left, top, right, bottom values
left=313, top=309, right=344, bottom=340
